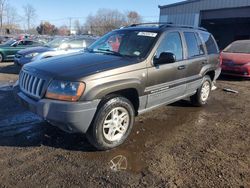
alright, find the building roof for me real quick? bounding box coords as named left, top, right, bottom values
left=158, top=0, right=201, bottom=9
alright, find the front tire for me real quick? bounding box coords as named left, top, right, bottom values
left=190, top=75, right=212, bottom=107
left=87, top=96, right=135, bottom=150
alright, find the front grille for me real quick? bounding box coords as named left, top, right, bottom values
left=19, top=70, right=45, bottom=99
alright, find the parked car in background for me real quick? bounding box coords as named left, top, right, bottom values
left=0, top=39, right=43, bottom=62
left=15, top=36, right=96, bottom=66
left=14, top=37, right=70, bottom=66
left=221, top=40, right=250, bottom=78
left=32, top=36, right=96, bottom=62
left=0, top=35, right=13, bottom=44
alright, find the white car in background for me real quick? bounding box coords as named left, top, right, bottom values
left=32, top=36, right=97, bottom=61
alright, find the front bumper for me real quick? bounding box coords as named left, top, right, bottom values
left=14, top=57, right=32, bottom=66
left=221, top=65, right=250, bottom=78
left=16, top=90, right=100, bottom=133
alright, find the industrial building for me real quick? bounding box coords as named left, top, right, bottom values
left=159, top=0, right=250, bottom=49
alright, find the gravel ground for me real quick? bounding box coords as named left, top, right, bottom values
left=0, top=62, right=249, bottom=187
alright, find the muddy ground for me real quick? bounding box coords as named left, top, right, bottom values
left=0, top=62, right=249, bottom=188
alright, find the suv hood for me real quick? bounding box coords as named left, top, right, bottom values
left=24, top=52, right=138, bottom=80
left=18, top=46, right=51, bottom=55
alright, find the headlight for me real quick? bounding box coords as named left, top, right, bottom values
left=25, top=52, right=39, bottom=58
left=45, top=80, right=85, bottom=102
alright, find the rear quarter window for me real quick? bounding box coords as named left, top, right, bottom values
left=200, top=33, right=219, bottom=54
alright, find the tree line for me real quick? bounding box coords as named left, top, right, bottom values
left=0, top=0, right=36, bottom=34
left=37, top=9, right=142, bottom=36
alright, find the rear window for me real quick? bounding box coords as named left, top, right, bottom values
left=201, top=33, right=218, bottom=54
left=223, top=41, right=250, bottom=54
left=184, top=32, right=203, bottom=58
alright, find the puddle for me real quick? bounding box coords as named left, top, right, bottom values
left=0, top=102, right=202, bottom=172
left=82, top=104, right=203, bottom=173
left=0, top=112, right=42, bottom=137
left=0, top=81, right=14, bottom=91
left=0, top=89, right=228, bottom=173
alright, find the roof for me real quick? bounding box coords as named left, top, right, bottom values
left=158, top=0, right=201, bottom=9
left=120, top=23, right=207, bottom=32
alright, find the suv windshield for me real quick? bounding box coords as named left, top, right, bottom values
left=46, top=38, right=68, bottom=48
left=87, top=30, right=159, bottom=58
left=223, top=40, right=250, bottom=54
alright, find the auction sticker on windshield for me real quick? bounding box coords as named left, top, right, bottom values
left=137, top=32, right=158, bottom=37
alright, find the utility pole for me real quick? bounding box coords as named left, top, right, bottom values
left=69, top=17, right=72, bottom=35
left=41, top=20, right=44, bottom=35
left=0, top=0, right=6, bottom=34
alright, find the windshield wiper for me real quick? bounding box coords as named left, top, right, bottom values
left=95, top=48, right=124, bottom=57
left=85, top=48, right=135, bottom=58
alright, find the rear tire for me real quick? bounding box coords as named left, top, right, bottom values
left=190, top=75, right=212, bottom=107
left=86, top=95, right=135, bottom=150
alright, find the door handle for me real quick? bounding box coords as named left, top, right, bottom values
left=177, top=65, right=186, bottom=70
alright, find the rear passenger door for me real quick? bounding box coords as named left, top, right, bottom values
left=182, top=31, right=207, bottom=94
left=146, top=31, right=187, bottom=108
left=200, top=32, right=220, bottom=71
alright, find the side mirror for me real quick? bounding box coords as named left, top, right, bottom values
left=154, top=52, right=176, bottom=65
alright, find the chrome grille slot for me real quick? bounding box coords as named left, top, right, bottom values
left=19, top=70, right=45, bottom=99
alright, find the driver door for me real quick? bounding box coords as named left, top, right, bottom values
left=5, top=41, right=26, bottom=59
left=146, top=31, right=187, bottom=108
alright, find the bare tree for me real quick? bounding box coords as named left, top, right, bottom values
left=4, top=5, right=19, bottom=34
left=84, top=9, right=126, bottom=36
left=23, top=4, right=36, bottom=32
left=126, top=11, right=142, bottom=25
left=0, top=0, right=7, bottom=32
left=5, top=5, right=19, bottom=29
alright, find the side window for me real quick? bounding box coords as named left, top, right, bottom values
left=19, top=41, right=33, bottom=46
left=68, top=39, right=84, bottom=49
left=85, top=39, right=95, bottom=47
left=195, top=33, right=205, bottom=55
left=184, top=32, right=203, bottom=58
left=25, top=41, right=33, bottom=45
left=17, top=41, right=25, bottom=46
left=201, top=33, right=219, bottom=54
left=32, top=41, right=41, bottom=46
left=156, top=32, right=183, bottom=61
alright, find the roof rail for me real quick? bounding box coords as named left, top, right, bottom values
left=128, top=22, right=207, bottom=31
